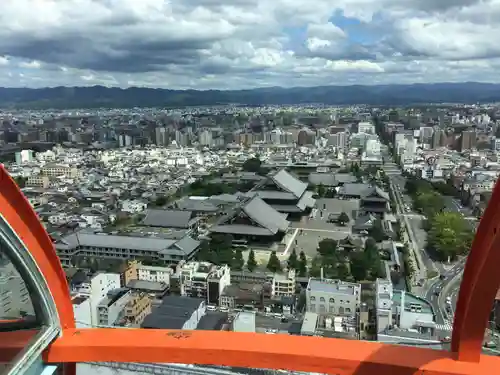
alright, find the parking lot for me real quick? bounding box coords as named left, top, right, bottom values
left=255, top=312, right=295, bottom=333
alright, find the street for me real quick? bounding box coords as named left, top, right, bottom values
left=381, top=149, right=473, bottom=335
left=382, top=158, right=437, bottom=294
left=425, top=261, right=465, bottom=332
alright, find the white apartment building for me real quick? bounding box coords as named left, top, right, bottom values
left=97, top=289, right=133, bottom=326
left=306, top=278, right=361, bottom=317
left=375, top=278, right=393, bottom=333
left=272, top=270, right=296, bottom=298
left=70, top=272, right=121, bottom=326
left=179, top=261, right=231, bottom=305
left=137, top=265, right=172, bottom=284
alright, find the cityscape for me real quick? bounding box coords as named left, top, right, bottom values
left=2, top=103, right=500, bottom=374
left=1, top=0, right=500, bottom=374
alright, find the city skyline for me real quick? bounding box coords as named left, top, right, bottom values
left=0, top=0, right=499, bottom=89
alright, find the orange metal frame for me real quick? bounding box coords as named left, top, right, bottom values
left=1, top=164, right=500, bottom=375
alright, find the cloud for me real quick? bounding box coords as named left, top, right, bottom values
left=0, top=0, right=498, bottom=89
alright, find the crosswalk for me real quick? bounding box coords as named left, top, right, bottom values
left=435, top=320, right=453, bottom=331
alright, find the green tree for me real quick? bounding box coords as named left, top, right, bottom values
left=336, top=263, right=350, bottom=280
left=364, top=237, right=378, bottom=254
left=210, top=234, right=234, bottom=265
left=415, top=191, right=445, bottom=217
left=337, top=212, right=350, bottom=226
left=321, top=255, right=338, bottom=278
left=298, top=251, right=307, bottom=277
left=316, top=183, right=326, bottom=197
left=154, top=195, right=167, bottom=206
left=242, top=157, right=262, bottom=173
left=195, top=240, right=211, bottom=262
left=287, top=249, right=298, bottom=270
left=310, top=255, right=323, bottom=278
left=427, top=212, right=474, bottom=261
left=247, top=249, right=258, bottom=271
left=350, top=252, right=368, bottom=281
left=266, top=251, right=282, bottom=273
left=368, top=218, right=385, bottom=242
left=233, top=249, right=244, bottom=270
left=14, top=176, right=26, bottom=188
left=317, top=238, right=338, bottom=257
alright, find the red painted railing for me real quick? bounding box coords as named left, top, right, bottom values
left=1, top=164, right=499, bottom=375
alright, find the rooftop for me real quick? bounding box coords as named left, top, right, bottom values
left=233, top=311, right=256, bottom=333
left=307, top=278, right=360, bottom=296
left=393, top=290, right=434, bottom=315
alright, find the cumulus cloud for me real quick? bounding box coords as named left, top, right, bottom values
left=0, top=0, right=498, bottom=88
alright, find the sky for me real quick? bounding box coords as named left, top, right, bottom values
left=1, top=0, right=500, bottom=89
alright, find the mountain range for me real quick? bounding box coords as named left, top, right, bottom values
left=0, top=82, right=499, bottom=109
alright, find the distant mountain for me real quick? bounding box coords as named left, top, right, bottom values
left=0, top=82, right=499, bottom=109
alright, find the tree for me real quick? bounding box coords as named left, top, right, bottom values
left=298, top=251, right=307, bottom=277
left=310, top=255, right=323, bottom=278
left=195, top=240, right=211, bottom=262
left=368, top=219, right=385, bottom=242
left=321, top=255, right=338, bottom=278
left=316, top=183, right=326, bottom=198
left=14, top=176, right=26, bottom=188
left=154, top=195, right=167, bottom=206
left=350, top=253, right=368, bottom=281
left=287, top=249, right=298, bottom=270
left=210, top=234, right=234, bottom=265
left=414, top=191, right=445, bottom=217
left=336, top=263, right=350, bottom=281
left=427, top=212, right=474, bottom=261
left=317, top=238, right=338, bottom=257
left=364, top=237, right=378, bottom=254
left=233, top=249, right=244, bottom=271
left=337, top=212, right=350, bottom=226
left=267, top=251, right=282, bottom=273
left=242, top=157, right=262, bottom=173
left=247, top=249, right=257, bottom=271
left=390, top=270, right=402, bottom=284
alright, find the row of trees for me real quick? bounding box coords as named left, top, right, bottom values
left=405, top=177, right=446, bottom=218
left=405, top=176, right=474, bottom=260
left=195, top=234, right=248, bottom=269
left=196, top=234, right=309, bottom=275
left=309, top=237, right=385, bottom=282
left=286, top=249, right=308, bottom=276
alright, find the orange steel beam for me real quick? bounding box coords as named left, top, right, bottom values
left=452, top=177, right=500, bottom=361
left=0, top=166, right=77, bottom=375
left=43, top=328, right=500, bottom=375
left=0, top=166, right=75, bottom=330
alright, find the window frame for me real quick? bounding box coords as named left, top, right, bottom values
left=0, top=213, right=60, bottom=375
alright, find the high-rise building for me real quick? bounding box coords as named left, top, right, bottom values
left=459, top=130, right=477, bottom=151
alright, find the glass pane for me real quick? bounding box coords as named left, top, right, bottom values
left=0, top=236, right=42, bottom=374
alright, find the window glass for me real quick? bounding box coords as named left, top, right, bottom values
left=0, top=229, right=47, bottom=375
left=0, top=250, right=36, bottom=320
